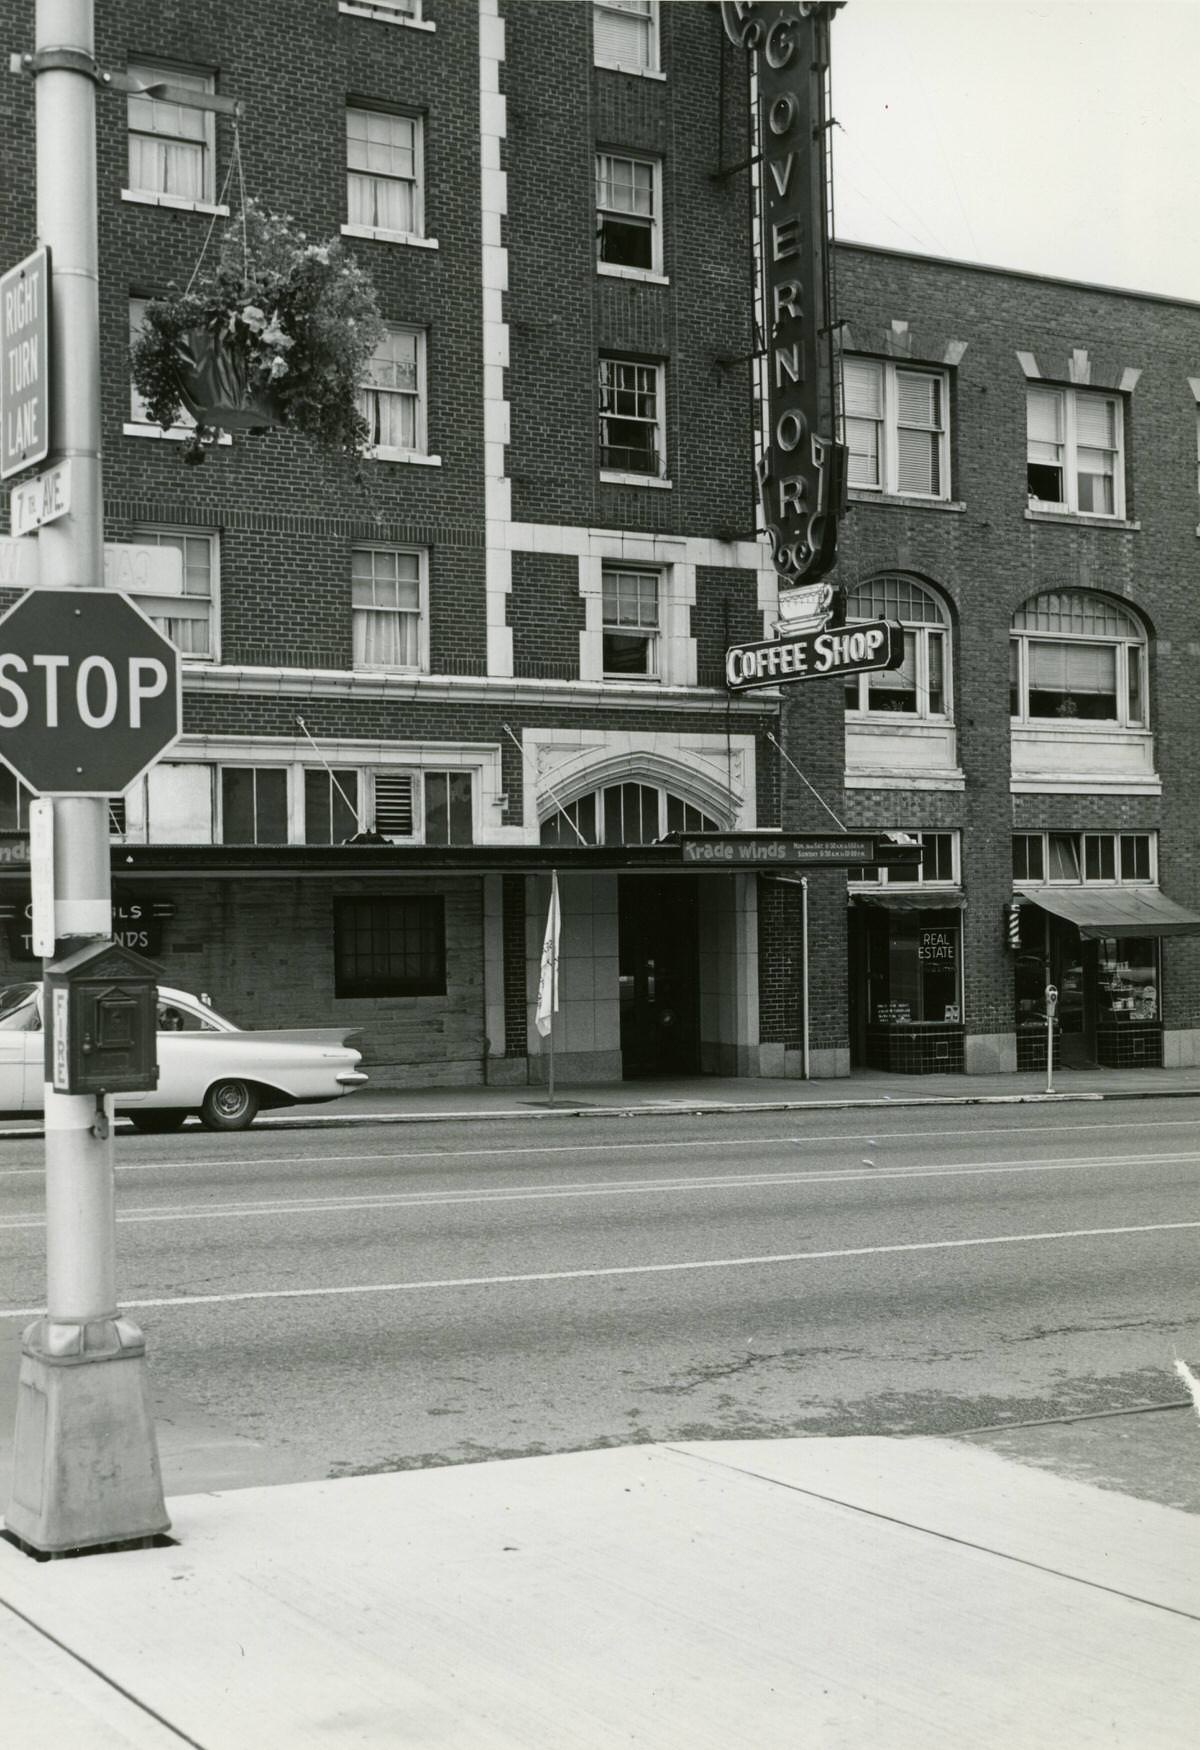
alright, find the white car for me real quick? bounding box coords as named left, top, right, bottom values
left=0, top=982, right=368, bottom=1132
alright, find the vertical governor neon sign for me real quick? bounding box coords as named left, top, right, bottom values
left=721, top=2, right=846, bottom=588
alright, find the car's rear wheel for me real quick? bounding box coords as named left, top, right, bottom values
left=128, top=1110, right=188, bottom=1134
left=200, top=1080, right=260, bottom=1131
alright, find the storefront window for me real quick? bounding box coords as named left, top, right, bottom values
left=1097, top=938, right=1158, bottom=1024
left=867, top=911, right=961, bottom=1025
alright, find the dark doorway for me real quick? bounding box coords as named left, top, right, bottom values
left=618, top=876, right=700, bottom=1077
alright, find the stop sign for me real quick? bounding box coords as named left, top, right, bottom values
left=0, top=588, right=181, bottom=796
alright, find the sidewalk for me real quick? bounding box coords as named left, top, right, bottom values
left=6, top=1062, right=1200, bottom=1141
left=3, top=1415, right=1199, bottom=1748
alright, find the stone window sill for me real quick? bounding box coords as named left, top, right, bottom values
left=338, top=3, right=435, bottom=28
left=1024, top=507, right=1140, bottom=531
left=340, top=224, right=439, bottom=251
left=599, top=470, right=672, bottom=489
left=121, top=190, right=229, bottom=217
left=367, top=449, right=442, bottom=466
left=597, top=263, right=669, bottom=286
left=848, top=490, right=965, bottom=513
left=124, top=422, right=231, bottom=446
left=595, top=61, right=666, bottom=80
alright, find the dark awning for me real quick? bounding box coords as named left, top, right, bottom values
left=853, top=890, right=964, bottom=912
left=1020, top=885, right=1200, bottom=939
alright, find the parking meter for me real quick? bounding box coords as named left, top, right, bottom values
left=1045, top=984, right=1058, bottom=1016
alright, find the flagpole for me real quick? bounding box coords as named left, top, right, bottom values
left=548, top=868, right=557, bottom=1105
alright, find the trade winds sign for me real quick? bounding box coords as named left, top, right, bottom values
left=721, top=3, right=846, bottom=585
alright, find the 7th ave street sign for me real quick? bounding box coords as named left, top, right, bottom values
left=0, top=589, right=181, bottom=796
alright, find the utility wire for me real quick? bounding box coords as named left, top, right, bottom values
left=766, top=730, right=848, bottom=832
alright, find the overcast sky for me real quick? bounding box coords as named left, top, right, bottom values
left=829, top=0, right=1200, bottom=300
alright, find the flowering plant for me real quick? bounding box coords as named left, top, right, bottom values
left=130, top=201, right=386, bottom=463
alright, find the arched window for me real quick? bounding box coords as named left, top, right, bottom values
left=540, top=782, right=719, bottom=846
left=844, top=574, right=951, bottom=720
left=1009, top=591, right=1147, bottom=726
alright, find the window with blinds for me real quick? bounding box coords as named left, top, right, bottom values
left=593, top=0, right=659, bottom=71
left=841, top=357, right=949, bottom=499
left=1026, top=385, right=1123, bottom=517
left=1010, top=589, right=1146, bottom=726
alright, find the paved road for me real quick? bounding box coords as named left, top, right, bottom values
left=1, top=1098, right=1197, bottom=1495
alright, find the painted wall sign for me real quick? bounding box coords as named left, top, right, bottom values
left=721, top=3, right=847, bottom=585
left=1, top=891, right=174, bottom=961
left=725, top=618, right=902, bottom=691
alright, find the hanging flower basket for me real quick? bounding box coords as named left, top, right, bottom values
left=130, top=201, right=386, bottom=464
left=172, top=326, right=281, bottom=433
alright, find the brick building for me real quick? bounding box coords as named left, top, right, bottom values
left=2, top=2, right=1199, bottom=1086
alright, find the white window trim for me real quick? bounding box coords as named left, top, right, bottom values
left=598, top=355, right=668, bottom=483
left=596, top=150, right=664, bottom=278
left=1026, top=384, right=1126, bottom=521
left=842, top=357, right=951, bottom=502
left=593, top=0, right=663, bottom=75
left=1009, top=629, right=1146, bottom=731
left=351, top=544, right=430, bottom=675
left=346, top=104, right=426, bottom=242
left=143, top=743, right=493, bottom=848
left=600, top=564, right=662, bottom=683
left=1012, top=830, right=1158, bottom=887
left=124, top=59, right=217, bottom=205
left=844, top=622, right=951, bottom=723
left=362, top=325, right=436, bottom=463
left=847, top=831, right=961, bottom=890
left=130, top=525, right=220, bottom=666
left=339, top=1, right=436, bottom=28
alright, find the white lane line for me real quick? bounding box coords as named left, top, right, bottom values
left=2, top=1216, right=1198, bottom=1320
left=1, top=1149, right=1197, bottom=1231
left=2, top=1114, right=1199, bottom=1179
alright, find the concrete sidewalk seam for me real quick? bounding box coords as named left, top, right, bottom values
left=0, top=1590, right=206, bottom=1750
left=663, top=1445, right=1200, bottom=1626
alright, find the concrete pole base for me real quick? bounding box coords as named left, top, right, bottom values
left=5, top=1316, right=170, bottom=1555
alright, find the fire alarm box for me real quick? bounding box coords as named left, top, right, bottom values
left=44, top=941, right=160, bottom=1097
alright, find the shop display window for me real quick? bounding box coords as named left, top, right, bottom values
left=1097, top=938, right=1158, bottom=1024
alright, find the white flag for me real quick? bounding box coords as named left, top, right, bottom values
left=535, top=871, right=560, bottom=1038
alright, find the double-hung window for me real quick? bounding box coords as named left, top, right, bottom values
left=359, top=325, right=427, bottom=457
left=1010, top=591, right=1146, bottom=727
left=598, top=356, right=665, bottom=479
left=1027, top=386, right=1124, bottom=517
left=125, top=61, right=215, bottom=205
left=842, top=357, right=949, bottom=499
left=131, top=526, right=217, bottom=660
left=602, top=565, right=659, bottom=678
left=351, top=546, right=426, bottom=670
left=593, top=0, right=659, bottom=72
left=596, top=152, right=661, bottom=275
left=346, top=106, right=423, bottom=239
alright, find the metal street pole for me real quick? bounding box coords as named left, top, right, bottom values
left=5, top=0, right=168, bottom=1555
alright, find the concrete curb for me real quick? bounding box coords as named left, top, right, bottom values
left=4, top=1081, right=1200, bottom=1141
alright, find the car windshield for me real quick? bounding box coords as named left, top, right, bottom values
left=0, top=988, right=39, bottom=1031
